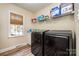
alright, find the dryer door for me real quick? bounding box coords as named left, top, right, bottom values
left=44, top=34, right=69, bottom=56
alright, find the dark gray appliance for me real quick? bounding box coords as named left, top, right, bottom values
left=31, top=30, right=48, bottom=56
left=44, top=30, right=73, bottom=56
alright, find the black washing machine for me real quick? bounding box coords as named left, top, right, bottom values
left=44, top=30, right=73, bottom=56
left=31, top=30, right=49, bottom=56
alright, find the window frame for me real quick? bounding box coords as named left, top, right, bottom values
left=8, top=12, right=24, bottom=38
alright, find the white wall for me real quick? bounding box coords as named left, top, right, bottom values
left=74, top=3, right=79, bottom=56
left=0, top=4, right=33, bottom=48
left=33, top=4, right=75, bottom=33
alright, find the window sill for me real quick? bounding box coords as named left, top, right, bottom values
left=8, top=35, right=24, bottom=38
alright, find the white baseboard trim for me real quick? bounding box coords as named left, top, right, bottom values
left=0, top=43, right=27, bottom=54
left=0, top=46, right=16, bottom=54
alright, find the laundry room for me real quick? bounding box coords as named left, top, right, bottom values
left=0, top=3, right=79, bottom=56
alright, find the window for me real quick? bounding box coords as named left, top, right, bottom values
left=9, top=12, right=23, bottom=37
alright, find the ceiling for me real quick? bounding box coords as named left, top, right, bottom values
left=14, top=3, right=51, bottom=13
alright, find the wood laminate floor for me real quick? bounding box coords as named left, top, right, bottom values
left=7, top=46, right=34, bottom=56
